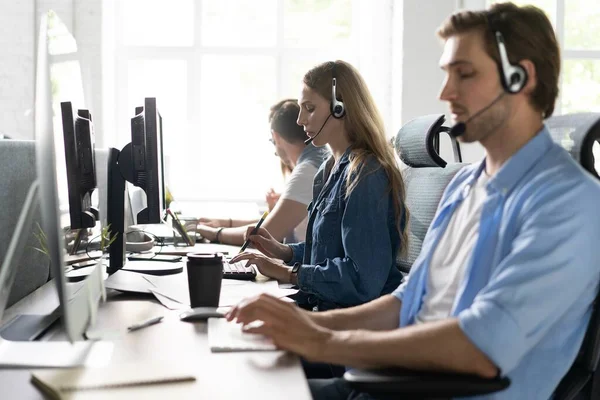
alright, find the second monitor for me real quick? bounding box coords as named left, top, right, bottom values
left=106, top=97, right=170, bottom=275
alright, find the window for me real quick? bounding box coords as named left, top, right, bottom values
left=112, top=0, right=384, bottom=203
left=487, top=0, right=600, bottom=115
left=487, top=0, right=600, bottom=175
left=47, top=11, right=87, bottom=215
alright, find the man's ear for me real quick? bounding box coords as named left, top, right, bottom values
left=271, top=130, right=281, bottom=144
left=519, top=59, right=537, bottom=96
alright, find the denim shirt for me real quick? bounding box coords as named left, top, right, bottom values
left=393, top=127, right=600, bottom=399
left=288, top=147, right=404, bottom=310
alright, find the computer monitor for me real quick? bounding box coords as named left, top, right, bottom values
left=131, top=98, right=166, bottom=224
left=61, top=102, right=99, bottom=230
left=0, top=11, right=110, bottom=368
left=106, top=97, right=175, bottom=275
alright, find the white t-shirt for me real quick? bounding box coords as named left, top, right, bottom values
left=416, top=171, right=490, bottom=324
left=279, top=161, right=319, bottom=242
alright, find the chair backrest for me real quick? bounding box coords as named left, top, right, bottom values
left=545, top=113, right=600, bottom=179
left=394, top=114, right=467, bottom=273
left=0, top=140, right=51, bottom=307
left=545, top=113, right=600, bottom=398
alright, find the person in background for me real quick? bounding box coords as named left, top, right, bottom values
left=197, top=99, right=329, bottom=245
left=264, top=160, right=292, bottom=212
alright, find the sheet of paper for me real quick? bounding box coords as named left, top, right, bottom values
left=104, top=270, right=155, bottom=294
left=144, top=276, right=298, bottom=308
left=149, top=288, right=189, bottom=310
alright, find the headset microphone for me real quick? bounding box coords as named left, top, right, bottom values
left=449, top=92, right=505, bottom=137
left=304, top=113, right=333, bottom=145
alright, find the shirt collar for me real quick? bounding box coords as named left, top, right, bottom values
left=322, top=146, right=352, bottom=174
left=298, top=143, right=329, bottom=165
left=336, top=146, right=353, bottom=168
left=469, top=125, right=553, bottom=196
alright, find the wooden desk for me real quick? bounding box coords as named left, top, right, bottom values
left=0, top=272, right=311, bottom=398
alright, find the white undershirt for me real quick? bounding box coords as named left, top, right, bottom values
left=280, top=161, right=318, bottom=242
left=416, top=171, right=490, bottom=324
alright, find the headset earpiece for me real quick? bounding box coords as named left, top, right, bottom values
left=330, top=64, right=346, bottom=119
left=494, top=31, right=528, bottom=94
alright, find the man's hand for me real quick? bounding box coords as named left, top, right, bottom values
left=265, top=188, right=281, bottom=212
left=226, top=293, right=333, bottom=362
left=230, top=252, right=292, bottom=283
left=196, top=224, right=219, bottom=242
left=198, top=217, right=227, bottom=228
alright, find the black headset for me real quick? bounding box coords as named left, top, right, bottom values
left=489, top=15, right=528, bottom=94
left=330, top=62, right=346, bottom=119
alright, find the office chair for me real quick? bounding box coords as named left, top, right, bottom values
left=344, top=113, right=600, bottom=399
left=391, top=114, right=466, bottom=274
left=546, top=113, right=600, bottom=400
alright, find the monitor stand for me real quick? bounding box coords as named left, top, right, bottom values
left=0, top=310, right=60, bottom=341
left=122, top=260, right=183, bottom=275
left=0, top=181, right=113, bottom=367
left=106, top=146, right=181, bottom=276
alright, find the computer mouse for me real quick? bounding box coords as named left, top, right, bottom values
left=179, top=307, right=225, bottom=322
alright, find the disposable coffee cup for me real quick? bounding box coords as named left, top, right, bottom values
left=186, top=253, right=223, bottom=307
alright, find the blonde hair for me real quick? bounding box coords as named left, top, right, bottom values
left=303, top=60, right=409, bottom=256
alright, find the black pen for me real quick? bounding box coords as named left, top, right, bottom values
left=239, top=211, right=269, bottom=254
left=127, top=315, right=164, bottom=332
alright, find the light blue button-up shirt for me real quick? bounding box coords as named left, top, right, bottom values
left=393, top=126, right=600, bottom=399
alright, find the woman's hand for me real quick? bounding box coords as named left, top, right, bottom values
left=229, top=252, right=292, bottom=283
left=241, top=227, right=292, bottom=261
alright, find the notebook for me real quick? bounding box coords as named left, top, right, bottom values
left=208, top=318, right=277, bottom=352
left=30, top=364, right=196, bottom=399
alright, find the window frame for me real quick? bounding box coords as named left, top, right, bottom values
left=464, top=0, right=600, bottom=116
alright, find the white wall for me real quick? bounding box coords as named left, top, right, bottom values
left=398, top=0, right=453, bottom=125
left=0, top=0, right=104, bottom=143
left=397, top=0, right=484, bottom=163
left=0, top=1, right=35, bottom=140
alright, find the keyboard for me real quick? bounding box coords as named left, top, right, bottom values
left=208, top=318, right=276, bottom=352
left=223, top=260, right=257, bottom=281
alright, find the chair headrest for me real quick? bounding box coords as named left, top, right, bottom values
left=394, top=114, right=449, bottom=168
left=545, top=113, right=600, bottom=179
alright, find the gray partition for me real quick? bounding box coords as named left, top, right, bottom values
left=0, top=140, right=50, bottom=306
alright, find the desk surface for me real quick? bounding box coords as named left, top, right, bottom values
left=0, top=248, right=311, bottom=399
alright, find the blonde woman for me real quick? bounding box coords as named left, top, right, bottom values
left=232, top=60, right=409, bottom=311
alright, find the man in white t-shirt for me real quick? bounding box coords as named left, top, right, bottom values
left=197, top=99, right=329, bottom=245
